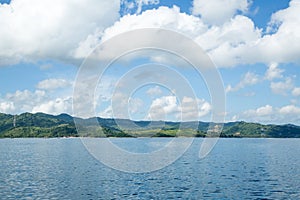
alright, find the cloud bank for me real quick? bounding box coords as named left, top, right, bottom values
left=1, top=0, right=300, bottom=68
left=0, top=0, right=119, bottom=66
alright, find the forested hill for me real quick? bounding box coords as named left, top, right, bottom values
left=0, top=112, right=300, bottom=138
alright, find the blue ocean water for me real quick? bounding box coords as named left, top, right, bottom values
left=0, top=138, right=300, bottom=199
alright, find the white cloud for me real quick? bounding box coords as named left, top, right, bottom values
left=73, top=6, right=208, bottom=59
left=121, top=0, right=136, bottom=15
left=136, top=0, right=160, bottom=14
left=241, top=104, right=300, bottom=124
left=1, top=90, right=44, bottom=114
left=270, top=77, right=293, bottom=95
left=6, top=90, right=46, bottom=107
left=195, top=15, right=260, bottom=51
left=39, top=63, right=54, bottom=70
left=192, top=0, right=249, bottom=25
left=146, top=86, right=163, bottom=97
left=84, top=5, right=262, bottom=68
left=0, top=89, right=72, bottom=115
left=95, top=76, right=118, bottom=102
left=112, top=5, right=204, bottom=37
left=246, top=0, right=300, bottom=64
left=179, top=96, right=211, bottom=120
left=147, top=96, right=211, bottom=121
left=265, top=62, right=284, bottom=80
left=1, top=0, right=300, bottom=69
left=32, top=97, right=72, bottom=115
left=99, top=96, right=144, bottom=120
left=231, top=115, right=238, bottom=121
left=0, top=102, right=15, bottom=113
left=102, top=92, right=140, bottom=119
left=292, top=87, right=300, bottom=96
left=36, top=78, right=72, bottom=90
left=256, top=105, right=273, bottom=116
left=99, top=105, right=113, bottom=118
left=241, top=72, right=260, bottom=85
left=121, top=0, right=160, bottom=15
left=128, top=97, right=144, bottom=114
left=0, top=0, right=119, bottom=66
left=148, top=96, right=178, bottom=120
left=242, top=105, right=273, bottom=122
left=193, top=0, right=300, bottom=67
left=244, top=92, right=255, bottom=97
left=109, top=92, right=129, bottom=118
left=279, top=104, right=300, bottom=115
left=226, top=72, right=259, bottom=93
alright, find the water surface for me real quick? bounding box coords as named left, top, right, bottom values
left=1, top=138, right=300, bottom=199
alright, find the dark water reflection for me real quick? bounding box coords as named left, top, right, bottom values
left=0, top=138, right=300, bottom=199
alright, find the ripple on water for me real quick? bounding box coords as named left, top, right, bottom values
left=1, top=138, right=300, bottom=199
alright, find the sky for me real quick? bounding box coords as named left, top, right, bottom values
left=0, top=0, right=299, bottom=125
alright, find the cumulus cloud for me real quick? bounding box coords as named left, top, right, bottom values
left=0, top=90, right=43, bottom=114
left=128, top=97, right=144, bottom=114
left=179, top=96, right=211, bottom=120
left=244, top=105, right=273, bottom=117
left=192, top=0, right=249, bottom=25
left=0, top=0, right=119, bottom=66
left=32, top=97, right=72, bottom=114
left=146, top=86, right=163, bottom=97
left=241, top=104, right=300, bottom=124
left=270, top=77, right=293, bottom=95
left=1, top=0, right=300, bottom=69
left=98, top=105, right=113, bottom=118
left=226, top=72, right=260, bottom=93
left=0, top=88, right=72, bottom=115
left=73, top=6, right=208, bottom=59
left=121, top=0, right=160, bottom=15
left=94, top=76, right=119, bottom=102
left=5, top=90, right=46, bottom=110
left=292, top=87, right=300, bottom=96
left=98, top=94, right=146, bottom=119
left=147, top=96, right=178, bottom=120
left=136, top=0, right=159, bottom=13
left=122, top=0, right=300, bottom=67
left=246, top=0, right=300, bottom=64
left=196, top=0, right=300, bottom=66
left=36, top=78, right=72, bottom=90
left=101, top=92, right=135, bottom=119
left=279, top=104, right=300, bottom=115
left=196, top=15, right=260, bottom=50
left=136, top=0, right=160, bottom=14
left=76, top=4, right=270, bottom=68
left=265, top=63, right=284, bottom=80
left=147, top=96, right=211, bottom=121
left=0, top=102, right=15, bottom=113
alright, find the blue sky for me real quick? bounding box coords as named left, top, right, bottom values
left=0, top=0, right=300, bottom=125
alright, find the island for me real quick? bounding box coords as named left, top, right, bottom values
left=0, top=112, right=300, bottom=138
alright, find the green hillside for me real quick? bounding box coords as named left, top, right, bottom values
left=0, top=112, right=299, bottom=138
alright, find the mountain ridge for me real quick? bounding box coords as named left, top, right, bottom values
left=0, top=112, right=300, bottom=138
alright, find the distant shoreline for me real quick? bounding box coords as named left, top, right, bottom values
left=1, top=112, right=300, bottom=138
left=2, top=136, right=300, bottom=139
